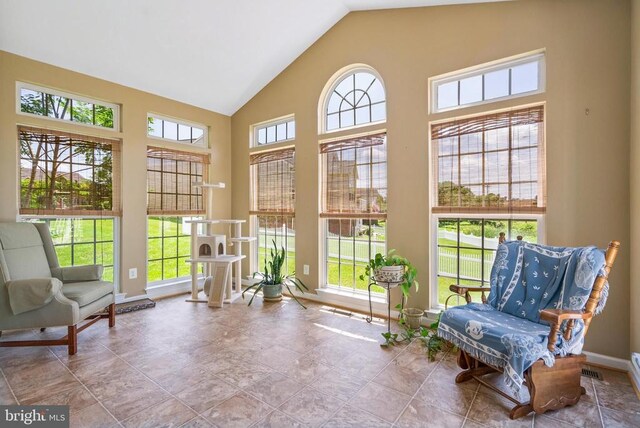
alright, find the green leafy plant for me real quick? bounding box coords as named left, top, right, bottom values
left=242, top=240, right=308, bottom=308
left=359, top=250, right=418, bottom=298
left=417, top=313, right=450, bottom=361
left=381, top=332, right=399, bottom=347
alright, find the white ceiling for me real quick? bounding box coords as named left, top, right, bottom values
left=0, top=0, right=507, bottom=115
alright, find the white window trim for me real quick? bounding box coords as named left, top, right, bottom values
left=250, top=114, right=295, bottom=148
left=428, top=213, right=546, bottom=310
left=318, top=64, right=387, bottom=135
left=147, top=113, right=208, bottom=148
left=16, top=82, right=120, bottom=132
left=429, top=50, right=546, bottom=114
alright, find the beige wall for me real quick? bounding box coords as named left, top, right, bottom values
left=631, top=0, right=640, bottom=356
left=231, top=0, right=631, bottom=358
left=0, top=51, right=232, bottom=298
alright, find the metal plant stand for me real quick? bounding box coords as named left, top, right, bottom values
left=366, top=280, right=403, bottom=336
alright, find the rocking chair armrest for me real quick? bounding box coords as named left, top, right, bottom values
left=539, top=309, right=593, bottom=324
left=540, top=309, right=593, bottom=352
left=448, top=284, right=489, bottom=304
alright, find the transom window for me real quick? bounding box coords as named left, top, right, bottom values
left=431, top=52, right=545, bottom=113
left=254, top=117, right=295, bottom=147
left=324, top=70, right=386, bottom=132
left=148, top=114, right=207, bottom=147
left=17, top=82, right=118, bottom=130
left=320, top=133, right=387, bottom=294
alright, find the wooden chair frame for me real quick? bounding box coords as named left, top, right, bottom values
left=448, top=241, right=620, bottom=419
left=0, top=303, right=115, bottom=355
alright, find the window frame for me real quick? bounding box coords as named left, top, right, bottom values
left=250, top=115, right=296, bottom=148
left=319, top=65, right=387, bottom=135
left=22, top=215, right=121, bottom=290
left=16, top=82, right=120, bottom=131
left=147, top=113, right=208, bottom=148
left=429, top=51, right=546, bottom=114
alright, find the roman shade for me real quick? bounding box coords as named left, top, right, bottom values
left=147, top=146, right=209, bottom=215
left=320, top=132, right=387, bottom=219
left=19, top=126, right=121, bottom=216
left=431, top=106, right=545, bottom=214
left=249, top=147, right=295, bottom=216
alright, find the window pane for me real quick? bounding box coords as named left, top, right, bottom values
left=148, top=117, right=163, bottom=138
left=437, top=81, right=458, bottom=110
left=371, top=102, right=386, bottom=122
left=287, top=121, right=295, bottom=140
left=163, top=121, right=178, bottom=140
left=484, top=69, right=509, bottom=100
left=257, top=127, right=266, bottom=145
left=340, top=110, right=354, bottom=128
left=511, top=61, right=539, bottom=94
left=355, top=106, right=370, bottom=125
left=192, top=127, right=204, bottom=144
left=178, top=124, right=191, bottom=143
left=276, top=123, right=287, bottom=141
left=20, top=88, right=46, bottom=115
left=459, top=75, right=483, bottom=105
left=72, top=101, right=94, bottom=124
left=327, top=113, right=339, bottom=131
left=266, top=125, right=276, bottom=143
left=326, top=71, right=385, bottom=131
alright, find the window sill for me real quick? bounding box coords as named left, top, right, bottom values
left=316, top=287, right=386, bottom=304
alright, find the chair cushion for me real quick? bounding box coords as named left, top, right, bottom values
left=0, top=223, right=44, bottom=249
left=62, top=281, right=113, bottom=307
left=438, top=303, right=554, bottom=397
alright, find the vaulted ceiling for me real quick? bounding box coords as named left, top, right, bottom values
left=0, top=0, right=507, bottom=115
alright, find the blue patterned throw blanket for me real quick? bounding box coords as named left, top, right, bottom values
left=437, top=241, right=608, bottom=396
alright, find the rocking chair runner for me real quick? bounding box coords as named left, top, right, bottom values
left=438, top=239, right=619, bottom=420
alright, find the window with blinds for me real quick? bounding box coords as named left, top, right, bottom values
left=249, top=148, right=295, bottom=216
left=146, top=147, right=209, bottom=215
left=320, top=133, right=387, bottom=293
left=431, top=106, right=545, bottom=214
left=18, top=126, right=121, bottom=216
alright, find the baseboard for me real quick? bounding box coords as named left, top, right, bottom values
left=583, top=351, right=630, bottom=372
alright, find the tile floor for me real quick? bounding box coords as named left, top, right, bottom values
left=1, top=294, right=639, bottom=427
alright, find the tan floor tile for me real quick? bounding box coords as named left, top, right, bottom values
left=7, top=359, right=81, bottom=403
left=466, top=392, right=533, bottom=428
left=538, top=399, right=602, bottom=427
left=99, top=379, right=171, bottom=421
left=70, top=402, right=118, bottom=428
left=349, top=381, right=412, bottom=423
left=26, top=385, right=97, bottom=411
left=179, top=416, right=214, bottom=427
left=202, top=392, right=272, bottom=428
left=372, top=363, right=429, bottom=395
left=278, top=357, right=333, bottom=384
left=396, top=399, right=465, bottom=428
left=122, top=397, right=197, bottom=428
left=214, top=360, right=273, bottom=389
left=154, top=365, right=221, bottom=395
left=309, top=367, right=367, bottom=401
left=601, top=407, right=640, bottom=427
left=323, top=404, right=392, bottom=428
left=175, top=376, right=238, bottom=413
left=278, top=386, right=343, bottom=427
left=253, top=410, right=304, bottom=428
left=415, top=376, right=477, bottom=417
left=0, top=373, right=17, bottom=404
left=534, top=414, right=582, bottom=427
left=259, top=344, right=305, bottom=370
left=594, top=379, right=640, bottom=415
left=244, top=372, right=304, bottom=407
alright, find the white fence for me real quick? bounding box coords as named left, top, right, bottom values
left=438, top=246, right=494, bottom=280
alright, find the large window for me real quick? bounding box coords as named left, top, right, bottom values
left=147, top=147, right=209, bottom=284
left=19, top=126, right=121, bottom=216
left=250, top=148, right=295, bottom=275
left=323, top=69, right=386, bottom=132
left=431, top=106, right=546, bottom=306
left=320, top=133, right=387, bottom=294
left=18, top=82, right=118, bottom=130
left=148, top=114, right=207, bottom=147
left=431, top=52, right=545, bottom=113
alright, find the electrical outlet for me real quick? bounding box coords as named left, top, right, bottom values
left=303, top=264, right=309, bottom=275
left=129, top=268, right=137, bottom=279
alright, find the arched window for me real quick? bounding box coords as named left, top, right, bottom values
left=322, top=67, right=386, bottom=132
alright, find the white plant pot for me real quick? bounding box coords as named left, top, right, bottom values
left=374, top=265, right=404, bottom=284
left=402, top=308, right=424, bottom=330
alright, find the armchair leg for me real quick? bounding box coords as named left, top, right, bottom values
left=108, top=303, right=115, bottom=328
left=68, top=325, right=77, bottom=355
left=40, top=328, right=46, bottom=332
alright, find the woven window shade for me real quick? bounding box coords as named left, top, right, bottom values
left=250, top=148, right=295, bottom=216
left=147, top=146, right=209, bottom=215
left=431, top=106, right=546, bottom=214
left=18, top=126, right=121, bottom=216
left=320, top=133, right=387, bottom=219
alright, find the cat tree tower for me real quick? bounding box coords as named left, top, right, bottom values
left=185, top=181, right=255, bottom=307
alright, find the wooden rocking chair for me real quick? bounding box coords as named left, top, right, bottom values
left=447, top=240, right=620, bottom=419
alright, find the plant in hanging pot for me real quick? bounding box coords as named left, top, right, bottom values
left=243, top=240, right=308, bottom=308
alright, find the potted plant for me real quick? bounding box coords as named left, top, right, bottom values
left=243, top=240, right=308, bottom=308
left=360, top=250, right=418, bottom=298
